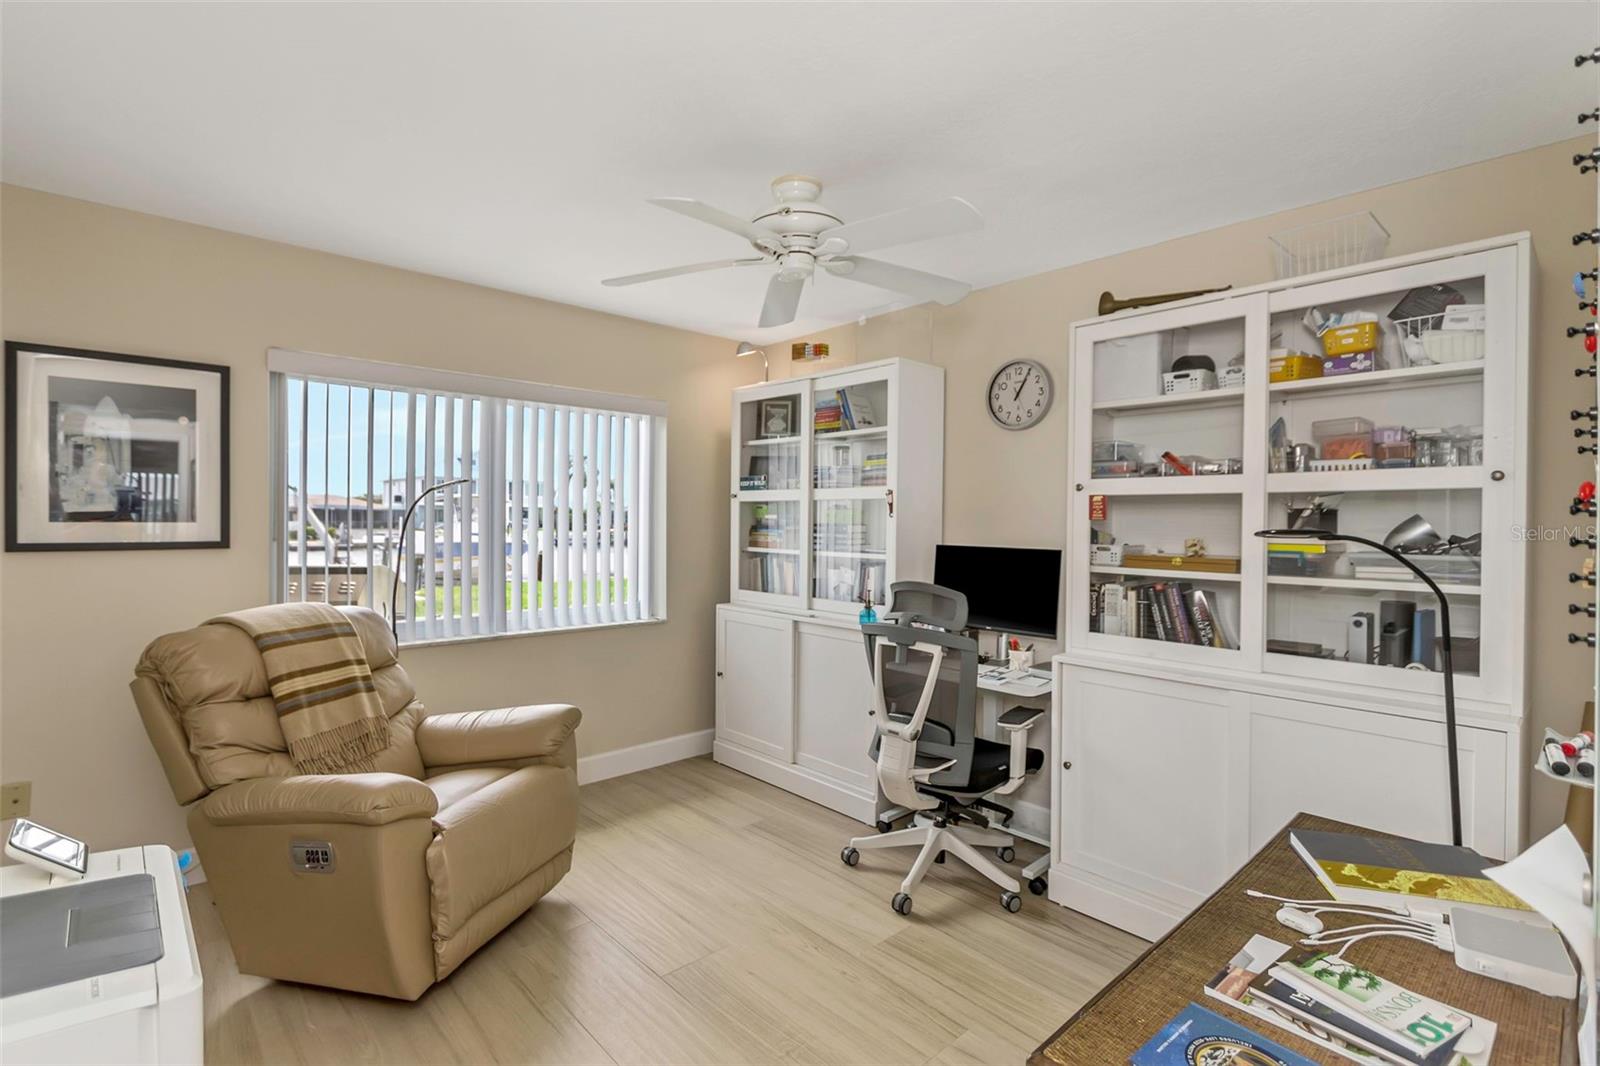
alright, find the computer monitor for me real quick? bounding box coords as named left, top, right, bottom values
left=932, top=544, right=1062, bottom=639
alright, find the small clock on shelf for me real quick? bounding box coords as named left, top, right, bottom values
left=987, top=358, right=1053, bottom=430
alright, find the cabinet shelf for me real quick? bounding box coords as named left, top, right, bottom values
left=742, top=546, right=800, bottom=555
left=1264, top=466, right=1483, bottom=494
left=1084, top=475, right=1246, bottom=496
left=1090, top=565, right=1241, bottom=582
left=814, top=426, right=889, bottom=440
left=1092, top=389, right=1245, bottom=415
left=1266, top=575, right=1482, bottom=597
left=1269, top=360, right=1485, bottom=398
left=741, top=435, right=803, bottom=447
left=816, top=549, right=886, bottom=559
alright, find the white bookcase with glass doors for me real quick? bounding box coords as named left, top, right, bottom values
left=729, top=358, right=945, bottom=617
left=717, top=358, right=943, bottom=824
left=1051, top=235, right=1532, bottom=939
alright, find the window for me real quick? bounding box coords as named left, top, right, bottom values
left=268, top=349, right=666, bottom=643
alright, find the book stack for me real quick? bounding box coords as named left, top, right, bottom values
left=814, top=394, right=844, bottom=433
left=1267, top=539, right=1343, bottom=578
left=813, top=517, right=872, bottom=552
left=1089, top=580, right=1235, bottom=649
left=861, top=450, right=887, bottom=486
left=747, top=505, right=785, bottom=549
left=1204, top=934, right=1494, bottom=1065
left=814, top=388, right=881, bottom=435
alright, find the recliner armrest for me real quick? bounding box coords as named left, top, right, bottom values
left=201, top=773, right=438, bottom=827
left=416, top=704, right=581, bottom=770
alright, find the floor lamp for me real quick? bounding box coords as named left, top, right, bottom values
left=1254, top=527, right=1464, bottom=847
left=389, top=478, right=470, bottom=642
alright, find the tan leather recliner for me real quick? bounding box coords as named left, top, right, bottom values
left=130, top=605, right=579, bottom=1000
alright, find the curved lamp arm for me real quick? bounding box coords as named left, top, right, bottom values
left=1256, top=528, right=1461, bottom=846
left=389, top=478, right=470, bottom=643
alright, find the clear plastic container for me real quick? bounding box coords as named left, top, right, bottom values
left=1092, top=439, right=1143, bottom=464
left=1311, top=417, right=1375, bottom=461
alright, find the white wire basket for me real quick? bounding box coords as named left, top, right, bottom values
left=1388, top=313, right=1486, bottom=367
left=1268, top=211, right=1390, bottom=279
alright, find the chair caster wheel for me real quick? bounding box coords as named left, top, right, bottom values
left=1028, top=876, right=1048, bottom=896
left=1000, top=891, right=1022, bottom=913
left=840, top=847, right=859, bottom=867
left=875, top=819, right=894, bottom=833
left=996, top=846, right=1015, bottom=864
left=891, top=892, right=913, bottom=916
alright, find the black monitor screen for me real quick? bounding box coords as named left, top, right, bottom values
left=933, top=544, right=1062, bottom=638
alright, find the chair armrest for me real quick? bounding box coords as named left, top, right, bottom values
left=996, top=707, right=1044, bottom=731
left=200, top=773, right=438, bottom=827
left=416, top=704, right=581, bottom=770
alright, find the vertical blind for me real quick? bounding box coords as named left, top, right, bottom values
left=268, top=350, right=665, bottom=642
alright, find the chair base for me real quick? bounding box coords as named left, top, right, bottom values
left=845, top=816, right=1022, bottom=912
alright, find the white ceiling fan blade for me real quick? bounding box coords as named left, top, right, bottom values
left=819, top=197, right=982, bottom=256
left=759, top=273, right=806, bottom=328
left=602, top=258, right=765, bottom=287
left=825, top=256, right=971, bottom=306
left=648, top=197, right=778, bottom=249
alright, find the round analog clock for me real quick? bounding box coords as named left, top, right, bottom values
left=987, top=358, right=1053, bottom=430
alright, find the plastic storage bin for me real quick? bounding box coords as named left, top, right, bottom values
left=1092, top=439, right=1143, bottom=478
left=1270, top=352, right=1324, bottom=383
left=1093, top=333, right=1173, bottom=402
left=1312, top=417, right=1375, bottom=460
left=1320, top=322, right=1380, bottom=357
left=1161, top=369, right=1216, bottom=394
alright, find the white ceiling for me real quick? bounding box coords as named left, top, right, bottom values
left=1, top=3, right=1588, bottom=342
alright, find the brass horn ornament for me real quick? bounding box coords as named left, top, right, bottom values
left=1098, top=285, right=1232, bottom=316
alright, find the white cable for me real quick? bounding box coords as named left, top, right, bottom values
left=1303, top=929, right=1446, bottom=953
left=1245, top=889, right=1410, bottom=916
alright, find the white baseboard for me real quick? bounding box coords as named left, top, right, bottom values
left=577, top=728, right=714, bottom=786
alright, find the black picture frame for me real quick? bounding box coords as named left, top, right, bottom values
left=5, top=341, right=230, bottom=551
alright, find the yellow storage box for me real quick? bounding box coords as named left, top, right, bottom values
left=1320, top=321, right=1380, bottom=357
left=1269, top=352, right=1324, bottom=383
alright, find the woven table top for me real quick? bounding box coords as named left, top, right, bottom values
left=1030, top=813, right=1578, bottom=1065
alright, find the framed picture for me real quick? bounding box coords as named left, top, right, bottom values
left=758, top=397, right=796, bottom=439
left=6, top=342, right=229, bottom=550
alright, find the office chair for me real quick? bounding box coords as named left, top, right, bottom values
left=839, top=582, right=1045, bottom=915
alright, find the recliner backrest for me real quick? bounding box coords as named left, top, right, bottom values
left=131, top=606, right=426, bottom=802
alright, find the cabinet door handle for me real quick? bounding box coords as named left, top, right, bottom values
left=886, top=489, right=894, bottom=517
left=1062, top=760, right=1072, bottom=770
left=716, top=671, right=724, bottom=677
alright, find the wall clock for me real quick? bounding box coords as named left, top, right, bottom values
left=987, top=358, right=1053, bottom=430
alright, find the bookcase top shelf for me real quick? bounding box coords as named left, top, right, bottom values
left=1091, top=389, right=1245, bottom=415
left=1267, top=360, right=1485, bottom=398
left=1265, top=575, right=1483, bottom=597
left=1090, top=565, right=1242, bottom=583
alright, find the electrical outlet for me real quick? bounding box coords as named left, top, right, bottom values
left=2, top=781, right=32, bottom=820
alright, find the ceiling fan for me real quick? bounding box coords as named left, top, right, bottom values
left=602, top=174, right=982, bottom=328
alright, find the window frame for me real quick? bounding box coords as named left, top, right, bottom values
left=267, top=348, right=669, bottom=645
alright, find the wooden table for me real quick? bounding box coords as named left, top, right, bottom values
left=1031, top=813, right=1577, bottom=1065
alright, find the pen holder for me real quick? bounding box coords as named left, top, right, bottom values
left=1007, top=648, right=1035, bottom=672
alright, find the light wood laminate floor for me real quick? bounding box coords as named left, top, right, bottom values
left=193, top=756, right=1146, bottom=1065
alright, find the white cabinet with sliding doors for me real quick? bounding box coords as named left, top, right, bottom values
left=719, top=358, right=944, bottom=820
left=1053, top=235, right=1533, bottom=937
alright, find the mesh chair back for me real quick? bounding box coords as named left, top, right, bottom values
left=862, top=619, right=979, bottom=805
left=884, top=581, right=968, bottom=633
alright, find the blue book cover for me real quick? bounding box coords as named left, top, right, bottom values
left=1130, top=1002, right=1317, bottom=1066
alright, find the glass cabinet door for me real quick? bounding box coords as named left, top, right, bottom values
left=811, top=372, right=892, bottom=613
left=731, top=382, right=809, bottom=609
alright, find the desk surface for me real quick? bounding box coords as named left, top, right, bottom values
left=1030, top=813, right=1576, bottom=1066
left=976, top=665, right=1053, bottom=698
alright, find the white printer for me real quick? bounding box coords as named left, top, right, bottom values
left=1, top=844, right=203, bottom=1065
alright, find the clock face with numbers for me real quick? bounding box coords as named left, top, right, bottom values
left=987, top=358, right=1053, bottom=430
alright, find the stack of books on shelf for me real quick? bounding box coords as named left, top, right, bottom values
left=1266, top=538, right=1343, bottom=578
left=1203, top=933, right=1494, bottom=1065
left=1090, top=579, right=1235, bottom=648
left=746, top=505, right=786, bottom=549
left=743, top=553, right=798, bottom=596
left=813, top=516, right=874, bottom=553
left=861, top=450, right=887, bottom=486
left=813, top=387, right=881, bottom=435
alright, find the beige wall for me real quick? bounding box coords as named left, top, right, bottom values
left=0, top=185, right=755, bottom=850
left=779, top=137, right=1594, bottom=840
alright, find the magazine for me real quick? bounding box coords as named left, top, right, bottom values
left=1202, top=935, right=1496, bottom=1066
left=1130, top=1001, right=1317, bottom=1066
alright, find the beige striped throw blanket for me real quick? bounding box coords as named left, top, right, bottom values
left=212, top=603, right=389, bottom=774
